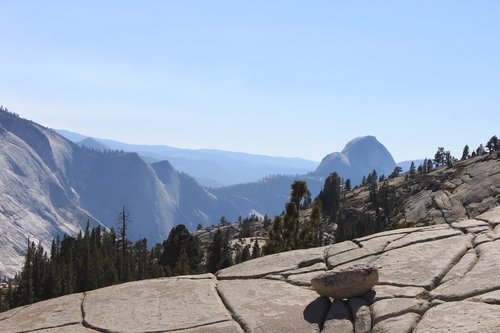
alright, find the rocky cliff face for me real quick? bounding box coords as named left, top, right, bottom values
left=212, top=136, right=398, bottom=219
left=403, top=155, right=500, bottom=224
left=0, top=112, right=97, bottom=278
left=0, top=111, right=237, bottom=277
left=315, top=136, right=396, bottom=184
left=2, top=206, right=499, bottom=332
left=342, top=154, right=500, bottom=228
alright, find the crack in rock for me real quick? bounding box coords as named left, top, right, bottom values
left=410, top=236, right=475, bottom=330
left=216, top=269, right=292, bottom=281
left=214, top=283, right=249, bottom=333
left=465, top=288, right=500, bottom=305
left=81, top=292, right=112, bottom=333
left=18, top=322, right=93, bottom=333
left=328, top=230, right=462, bottom=270
left=0, top=307, right=22, bottom=322
left=161, top=319, right=236, bottom=332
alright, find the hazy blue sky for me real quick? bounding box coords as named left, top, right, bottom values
left=1, top=1, right=498, bottom=162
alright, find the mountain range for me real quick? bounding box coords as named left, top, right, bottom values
left=0, top=110, right=239, bottom=277
left=56, top=129, right=319, bottom=188
left=1, top=108, right=399, bottom=277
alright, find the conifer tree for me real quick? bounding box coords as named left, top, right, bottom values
left=206, top=229, right=232, bottom=273
left=445, top=151, right=454, bottom=167
left=344, top=178, right=352, bottom=191
left=263, top=216, right=285, bottom=255
left=310, top=202, right=324, bottom=247
left=476, top=144, right=485, bottom=155
left=434, top=147, right=446, bottom=167
left=409, top=161, right=416, bottom=176
left=117, top=206, right=132, bottom=282
left=422, top=158, right=428, bottom=174
left=240, top=245, right=251, bottom=262
left=486, top=135, right=498, bottom=154
left=461, top=145, right=470, bottom=160
left=16, top=240, right=35, bottom=306
left=361, top=175, right=367, bottom=186
left=174, top=247, right=190, bottom=276
left=289, top=180, right=310, bottom=249
left=426, top=159, right=433, bottom=173
left=251, top=239, right=260, bottom=259
left=389, top=166, right=402, bottom=179
left=317, top=173, right=341, bottom=220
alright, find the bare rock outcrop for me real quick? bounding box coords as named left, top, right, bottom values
left=2, top=206, right=500, bottom=332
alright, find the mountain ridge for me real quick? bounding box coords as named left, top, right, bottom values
left=0, top=110, right=237, bottom=277
left=315, top=135, right=396, bottom=183
left=1, top=108, right=404, bottom=277
left=57, top=129, right=319, bottom=187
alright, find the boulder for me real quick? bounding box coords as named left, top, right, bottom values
left=311, top=264, right=379, bottom=299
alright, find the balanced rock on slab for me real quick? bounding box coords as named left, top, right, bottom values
left=311, top=264, right=379, bottom=299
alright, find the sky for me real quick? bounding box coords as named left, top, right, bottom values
left=1, top=1, right=499, bottom=162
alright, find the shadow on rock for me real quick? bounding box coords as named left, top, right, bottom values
left=303, top=297, right=331, bottom=329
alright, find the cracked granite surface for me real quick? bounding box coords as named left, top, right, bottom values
left=2, top=206, right=500, bottom=333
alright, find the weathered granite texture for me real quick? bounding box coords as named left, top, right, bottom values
left=311, top=264, right=379, bottom=299
left=2, top=206, right=500, bottom=332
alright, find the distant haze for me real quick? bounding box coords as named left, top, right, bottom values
left=57, top=129, right=319, bottom=187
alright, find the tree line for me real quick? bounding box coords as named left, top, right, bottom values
left=0, top=213, right=248, bottom=312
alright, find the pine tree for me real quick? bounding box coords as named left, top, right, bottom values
left=434, top=147, right=445, bottom=167
left=251, top=239, right=261, bottom=259
left=422, top=158, right=428, bottom=174
left=289, top=180, right=310, bottom=249
left=263, top=216, right=285, bottom=255
left=16, top=240, right=35, bottom=306
left=206, top=229, right=233, bottom=273
left=117, top=206, right=132, bottom=282
left=461, top=145, right=470, bottom=160
left=174, top=247, right=190, bottom=276
left=133, top=238, right=149, bottom=280
left=486, top=135, right=498, bottom=154
left=160, top=225, right=191, bottom=270
left=426, top=159, right=433, bottom=173
left=344, top=178, right=352, bottom=191
left=409, top=161, right=416, bottom=176
left=240, top=245, right=251, bottom=262
left=310, top=201, right=324, bottom=247
left=317, top=173, right=341, bottom=221
left=160, top=224, right=202, bottom=275
left=445, top=151, right=454, bottom=167
left=389, top=166, right=403, bottom=179
left=239, top=217, right=252, bottom=238
left=476, top=144, right=485, bottom=155
left=31, top=242, right=47, bottom=301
